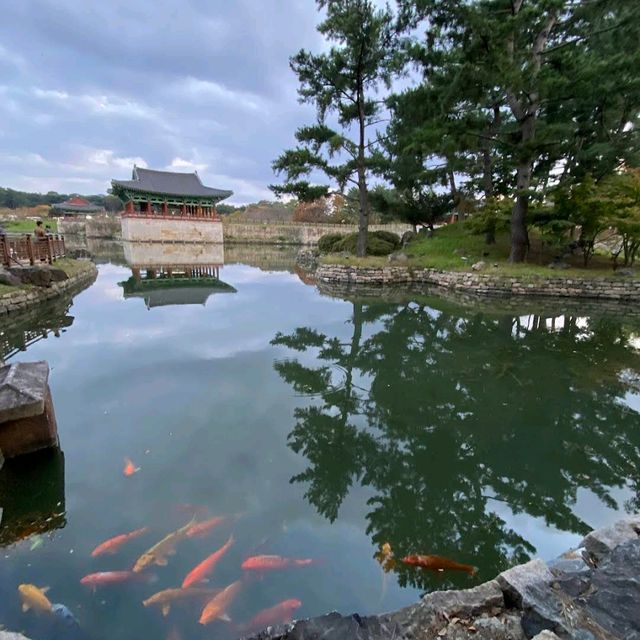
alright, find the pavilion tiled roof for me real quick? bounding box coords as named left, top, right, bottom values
left=51, top=196, right=104, bottom=213
left=112, top=167, right=232, bottom=200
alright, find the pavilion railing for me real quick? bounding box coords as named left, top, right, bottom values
left=0, top=234, right=66, bottom=268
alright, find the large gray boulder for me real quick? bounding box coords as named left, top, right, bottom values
left=7, top=265, right=68, bottom=287
left=580, top=515, right=640, bottom=563
left=0, top=268, right=21, bottom=286
left=0, top=361, right=50, bottom=422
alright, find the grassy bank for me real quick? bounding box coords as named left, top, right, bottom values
left=321, top=223, right=631, bottom=279
left=1, top=219, right=58, bottom=233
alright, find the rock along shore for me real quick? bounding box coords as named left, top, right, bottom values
left=315, top=262, right=640, bottom=302
left=0, top=261, right=97, bottom=317
left=244, top=516, right=640, bottom=640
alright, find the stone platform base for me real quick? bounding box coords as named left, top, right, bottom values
left=0, top=362, right=58, bottom=458
left=121, top=215, right=223, bottom=243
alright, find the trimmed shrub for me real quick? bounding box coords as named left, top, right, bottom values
left=318, top=230, right=400, bottom=255
left=318, top=233, right=346, bottom=253
left=336, top=232, right=395, bottom=256
left=371, top=230, right=401, bottom=248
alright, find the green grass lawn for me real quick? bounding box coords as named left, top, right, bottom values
left=321, top=222, right=630, bottom=279
left=1, top=219, right=58, bottom=233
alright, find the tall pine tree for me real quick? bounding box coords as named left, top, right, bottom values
left=271, top=0, right=397, bottom=256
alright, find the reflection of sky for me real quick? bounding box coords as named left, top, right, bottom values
left=3, top=259, right=640, bottom=639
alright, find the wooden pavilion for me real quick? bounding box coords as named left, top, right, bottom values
left=112, top=167, right=232, bottom=243
left=111, top=166, right=232, bottom=219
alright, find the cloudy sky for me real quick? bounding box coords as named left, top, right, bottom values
left=0, top=1, right=327, bottom=203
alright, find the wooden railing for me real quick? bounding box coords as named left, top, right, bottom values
left=1, top=234, right=66, bottom=268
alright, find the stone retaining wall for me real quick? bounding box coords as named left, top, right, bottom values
left=0, top=262, right=97, bottom=317
left=59, top=218, right=413, bottom=246
left=58, top=216, right=122, bottom=239
left=317, top=263, right=640, bottom=302
left=223, top=222, right=412, bottom=245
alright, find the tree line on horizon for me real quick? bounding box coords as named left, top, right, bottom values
left=270, top=0, right=640, bottom=261
left=0, top=187, right=123, bottom=213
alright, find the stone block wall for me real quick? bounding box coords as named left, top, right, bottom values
left=316, top=264, right=640, bottom=301
left=59, top=217, right=122, bottom=239
left=222, top=222, right=413, bottom=245
left=121, top=217, right=223, bottom=243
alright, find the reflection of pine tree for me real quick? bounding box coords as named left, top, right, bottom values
left=272, top=301, right=640, bottom=590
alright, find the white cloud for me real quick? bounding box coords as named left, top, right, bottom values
left=177, top=77, right=264, bottom=112
left=166, top=157, right=208, bottom=172
left=87, top=149, right=148, bottom=170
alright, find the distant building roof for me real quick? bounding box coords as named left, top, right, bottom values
left=111, top=167, right=233, bottom=201
left=51, top=196, right=104, bottom=214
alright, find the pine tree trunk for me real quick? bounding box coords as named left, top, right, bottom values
left=356, top=168, right=369, bottom=257
left=355, top=76, right=368, bottom=258
left=509, top=174, right=530, bottom=262
left=509, top=115, right=535, bottom=262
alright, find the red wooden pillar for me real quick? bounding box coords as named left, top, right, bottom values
left=162, top=202, right=168, bottom=215
left=147, top=201, right=153, bottom=214
left=125, top=201, right=134, bottom=215
left=181, top=204, right=187, bottom=217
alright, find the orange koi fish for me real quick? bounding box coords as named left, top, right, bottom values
left=186, top=516, right=226, bottom=538
left=241, top=555, right=315, bottom=571
left=80, top=571, right=143, bottom=591
left=401, top=554, right=477, bottom=576
left=199, top=580, right=242, bottom=625
left=123, top=458, right=140, bottom=477
left=143, top=587, right=222, bottom=617
left=240, top=599, right=302, bottom=633
left=182, top=534, right=234, bottom=588
left=91, top=527, right=149, bottom=557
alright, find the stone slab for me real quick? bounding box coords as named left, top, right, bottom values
left=580, top=515, right=640, bottom=563
left=584, top=539, right=640, bottom=638
left=497, top=559, right=553, bottom=608
left=0, top=361, right=49, bottom=422
left=420, top=580, right=504, bottom=619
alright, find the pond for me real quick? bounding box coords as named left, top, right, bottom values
left=1, top=246, right=639, bottom=640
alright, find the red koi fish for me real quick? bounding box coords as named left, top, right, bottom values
left=123, top=458, right=140, bottom=477
left=182, top=534, right=234, bottom=588
left=80, top=571, right=144, bottom=591
left=240, top=599, right=302, bottom=633
left=401, top=554, right=477, bottom=576
left=241, top=555, right=315, bottom=571
left=90, top=527, right=149, bottom=557
left=186, top=516, right=226, bottom=539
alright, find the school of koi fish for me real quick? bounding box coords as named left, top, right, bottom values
left=18, top=507, right=312, bottom=637
left=14, top=460, right=475, bottom=639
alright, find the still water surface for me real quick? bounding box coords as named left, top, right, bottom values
left=1, top=248, right=639, bottom=640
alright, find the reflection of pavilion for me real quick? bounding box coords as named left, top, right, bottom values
left=120, top=242, right=236, bottom=309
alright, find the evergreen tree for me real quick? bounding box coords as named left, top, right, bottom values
left=394, top=0, right=640, bottom=262
left=271, top=0, right=397, bottom=256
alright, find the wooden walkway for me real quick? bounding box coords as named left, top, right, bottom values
left=1, top=234, right=66, bottom=268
